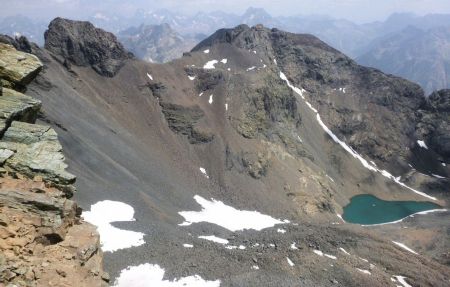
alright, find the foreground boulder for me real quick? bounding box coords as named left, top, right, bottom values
left=44, top=17, right=132, bottom=77
left=0, top=43, right=43, bottom=90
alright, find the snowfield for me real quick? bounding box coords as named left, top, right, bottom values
left=178, top=195, right=285, bottom=231
left=82, top=200, right=145, bottom=252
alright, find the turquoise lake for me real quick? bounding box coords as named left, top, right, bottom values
left=342, top=194, right=441, bottom=225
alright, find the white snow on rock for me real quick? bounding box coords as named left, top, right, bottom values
left=238, top=245, right=246, bottom=250
left=277, top=228, right=286, bottom=234
left=146, top=73, right=153, bottom=81
left=279, top=70, right=437, bottom=201
left=178, top=195, right=284, bottom=232
left=227, top=68, right=231, bottom=71
left=393, top=276, right=412, bottom=287
left=225, top=103, right=228, bottom=111
left=339, top=247, right=350, bottom=255
left=188, top=75, right=196, bottom=81
left=220, top=58, right=227, bottom=64
left=198, top=235, right=229, bottom=245
left=356, top=268, right=371, bottom=275
left=82, top=200, right=145, bottom=253
left=313, top=250, right=336, bottom=259
left=290, top=242, right=298, bottom=250
left=209, top=95, right=213, bottom=104
left=113, top=263, right=220, bottom=287
left=183, top=244, right=193, bottom=248
left=225, top=245, right=237, bottom=250
left=432, top=173, right=446, bottom=179
left=392, top=241, right=418, bottom=255
left=246, top=66, right=256, bottom=71
left=287, top=257, right=294, bottom=266
left=199, top=92, right=204, bottom=97
left=359, top=257, right=369, bottom=263
left=251, top=265, right=260, bottom=270
left=199, top=167, right=209, bottom=179
left=253, top=50, right=257, bottom=54
left=203, top=49, right=210, bottom=54
left=442, top=162, right=446, bottom=167
left=203, top=60, right=218, bottom=69
left=273, top=59, right=277, bottom=65
left=417, top=140, right=428, bottom=149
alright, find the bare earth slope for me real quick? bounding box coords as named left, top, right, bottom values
left=23, top=19, right=450, bottom=286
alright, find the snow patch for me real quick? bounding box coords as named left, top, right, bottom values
left=188, top=75, right=196, bottom=81
left=356, top=268, right=371, bottom=275
left=203, top=60, right=218, bottom=69
left=199, top=167, right=209, bottom=179
left=339, top=247, right=350, bottom=255
left=393, top=276, right=412, bottom=287
left=209, top=95, right=213, bottom=104
left=220, top=58, right=227, bottom=64
left=183, top=244, right=193, bottom=248
left=277, top=228, right=286, bottom=234
left=113, top=263, right=220, bottom=287
left=392, top=241, right=418, bottom=255
left=432, top=173, right=446, bottom=179
left=251, top=265, right=259, bottom=270
left=199, top=92, right=204, bottom=97
left=203, top=49, right=210, bottom=54
left=225, top=103, right=228, bottom=111
left=287, top=257, right=294, bottom=266
left=82, top=201, right=145, bottom=253
left=198, top=235, right=229, bottom=245
left=246, top=66, right=256, bottom=71
left=290, top=242, right=298, bottom=250
left=178, top=196, right=284, bottom=232
left=146, top=73, right=153, bottom=81
left=417, top=140, right=428, bottom=149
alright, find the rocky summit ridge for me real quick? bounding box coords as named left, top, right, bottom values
left=0, top=40, right=107, bottom=286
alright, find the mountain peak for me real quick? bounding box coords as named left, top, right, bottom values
left=44, top=17, right=132, bottom=77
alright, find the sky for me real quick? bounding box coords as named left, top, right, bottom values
left=2, top=0, right=450, bottom=23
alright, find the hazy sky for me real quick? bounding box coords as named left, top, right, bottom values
left=2, top=0, right=450, bottom=23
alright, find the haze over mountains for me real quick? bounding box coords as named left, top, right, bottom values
left=2, top=8, right=450, bottom=93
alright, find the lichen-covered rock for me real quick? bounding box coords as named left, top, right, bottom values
left=0, top=87, right=41, bottom=135
left=1, top=121, right=76, bottom=188
left=0, top=43, right=43, bottom=89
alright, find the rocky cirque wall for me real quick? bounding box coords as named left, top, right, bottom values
left=0, top=43, right=107, bottom=286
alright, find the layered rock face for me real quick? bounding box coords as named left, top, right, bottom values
left=44, top=17, right=132, bottom=77
left=0, top=42, right=107, bottom=286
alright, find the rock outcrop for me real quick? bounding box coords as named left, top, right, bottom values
left=416, top=89, right=450, bottom=162
left=0, top=43, right=107, bottom=286
left=44, top=17, right=132, bottom=77
left=0, top=43, right=43, bottom=91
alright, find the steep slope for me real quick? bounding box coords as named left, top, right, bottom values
left=358, top=26, right=450, bottom=94
left=24, top=19, right=450, bottom=286
left=118, top=23, right=197, bottom=63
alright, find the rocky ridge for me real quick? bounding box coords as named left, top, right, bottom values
left=44, top=17, right=132, bottom=77
left=0, top=42, right=107, bottom=286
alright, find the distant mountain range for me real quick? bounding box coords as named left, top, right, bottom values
left=117, top=23, right=199, bottom=63
left=2, top=9, right=450, bottom=92
left=358, top=26, right=450, bottom=94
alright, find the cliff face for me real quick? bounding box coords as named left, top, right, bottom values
left=0, top=42, right=107, bottom=286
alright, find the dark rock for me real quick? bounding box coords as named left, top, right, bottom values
left=159, top=102, right=214, bottom=144
left=44, top=18, right=132, bottom=77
